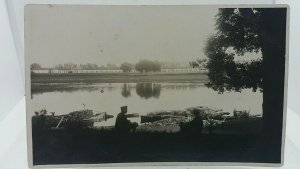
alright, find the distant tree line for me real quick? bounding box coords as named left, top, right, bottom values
left=30, top=59, right=186, bottom=73
left=30, top=63, right=119, bottom=70
left=54, top=63, right=119, bottom=70
left=115, top=60, right=162, bottom=73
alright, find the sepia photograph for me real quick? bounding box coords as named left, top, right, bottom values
left=25, top=5, right=288, bottom=167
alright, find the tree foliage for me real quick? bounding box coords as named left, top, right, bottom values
left=215, top=8, right=261, bottom=55
left=198, top=8, right=286, bottom=93
left=189, top=58, right=207, bottom=69
left=53, top=63, right=120, bottom=70
left=79, top=63, right=98, bottom=70
left=30, top=63, right=42, bottom=70
left=55, top=63, right=79, bottom=70
left=135, top=60, right=161, bottom=73
left=204, top=34, right=263, bottom=93
left=198, top=8, right=287, bottom=150
left=120, top=62, right=133, bottom=72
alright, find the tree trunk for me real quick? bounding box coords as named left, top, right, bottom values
left=260, top=8, right=287, bottom=163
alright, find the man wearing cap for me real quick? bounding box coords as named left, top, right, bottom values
left=115, top=106, right=138, bottom=132
left=179, top=109, right=203, bottom=134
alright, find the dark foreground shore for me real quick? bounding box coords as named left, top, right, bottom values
left=31, top=118, right=281, bottom=165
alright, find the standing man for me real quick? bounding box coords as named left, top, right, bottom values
left=115, top=106, right=138, bottom=132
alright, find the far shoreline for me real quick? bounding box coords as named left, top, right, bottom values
left=31, top=72, right=209, bottom=84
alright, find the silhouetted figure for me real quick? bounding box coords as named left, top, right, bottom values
left=206, top=117, right=214, bottom=134
left=115, top=106, right=138, bottom=132
left=180, top=109, right=203, bottom=134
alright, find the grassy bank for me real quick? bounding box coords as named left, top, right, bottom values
left=31, top=118, right=278, bottom=165
left=32, top=128, right=265, bottom=165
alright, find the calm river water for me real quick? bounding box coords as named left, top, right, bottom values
left=30, top=83, right=262, bottom=126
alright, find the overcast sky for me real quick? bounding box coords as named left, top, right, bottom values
left=26, top=5, right=219, bottom=67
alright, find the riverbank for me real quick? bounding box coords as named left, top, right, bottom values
left=32, top=118, right=269, bottom=165
left=31, top=72, right=208, bottom=84
left=136, top=117, right=262, bottom=134
left=31, top=107, right=269, bottom=165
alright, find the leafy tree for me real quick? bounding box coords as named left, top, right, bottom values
left=64, top=63, right=78, bottom=69
left=30, top=63, right=42, bottom=70
left=202, top=8, right=286, bottom=93
left=197, top=8, right=287, bottom=159
left=106, top=63, right=118, bottom=70
left=79, top=63, right=98, bottom=70
left=203, top=35, right=263, bottom=93
left=135, top=60, right=161, bottom=72
left=152, top=61, right=161, bottom=72
left=54, top=64, right=64, bottom=70
left=120, top=62, right=133, bottom=72
left=190, top=58, right=207, bottom=69
left=135, top=60, right=151, bottom=72
left=55, top=63, right=79, bottom=70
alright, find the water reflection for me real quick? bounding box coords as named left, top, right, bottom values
left=31, top=83, right=117, bottom=96
left=121, top=83, right=132, bottom=98
left=136, top=83, right=161, bottom=99
left=32, top=85, right=100, bottom=96
left=163, top=83, right=202, bottom=90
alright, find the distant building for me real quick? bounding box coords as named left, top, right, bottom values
left=160, top=68, right=207, bottom=73
left=31, top=69, right=123, bottom=74
left=31, top=68, right=207, bottom=74
left=31, top=68, right=53, bottom=74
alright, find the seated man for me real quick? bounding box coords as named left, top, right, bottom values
left=180, top=109, right=203, bottom=134
left=115, top=106, right=138, bottom=132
